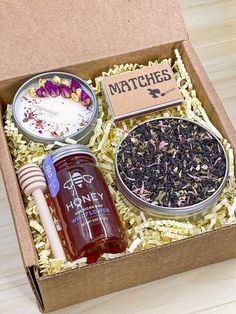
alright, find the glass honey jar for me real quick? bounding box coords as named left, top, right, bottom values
left=43, top=144, right=127, bottom=263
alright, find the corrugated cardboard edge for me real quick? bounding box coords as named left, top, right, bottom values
left=26, top=267, right=44, bottom=312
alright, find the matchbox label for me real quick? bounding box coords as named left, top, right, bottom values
left=102, top=63, right=182, bottom=121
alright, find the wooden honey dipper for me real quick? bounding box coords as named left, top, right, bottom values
left=17, top=164, right=66, bottom=260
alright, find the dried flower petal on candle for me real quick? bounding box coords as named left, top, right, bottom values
left=36, top=86, right=48, bottom=97
left=71, top=79, right=81, bottom=92
left=44, top=80, right=60, bottom=97
left=81, top=90, right=91, bottom=105
left=59, top=84, right=72, bottom=98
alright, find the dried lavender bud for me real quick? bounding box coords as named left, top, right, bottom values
left=36, top=86, right=48, bottom=97
left=116, top=118, right=227, bottom=208
left=44, top=80, right=60, bottom=97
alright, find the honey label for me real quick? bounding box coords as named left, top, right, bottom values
left=43, top=155, right=60, bottom=197
left=102, top=63, right=182, bottom=121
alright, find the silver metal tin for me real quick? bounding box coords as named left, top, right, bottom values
left=115, top=117, right=229, bottom=221
left=50, top=144, right=97, bottom=164
left=12, top=71, right=98, bottom=145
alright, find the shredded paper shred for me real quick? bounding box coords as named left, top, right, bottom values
left=4, top=49, right=236, bottom=276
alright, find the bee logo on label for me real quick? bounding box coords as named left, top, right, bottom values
left=63, top=172, right=94, bottom=190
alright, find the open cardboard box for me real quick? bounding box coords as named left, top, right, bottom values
left=0, top=0, right=236, bottom=312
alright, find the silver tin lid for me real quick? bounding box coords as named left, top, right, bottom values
left=115, top=117, right=229, bottom=220
left=12, top=71, right=98, bottom=145
left=50, top=144, right=97, bottom=164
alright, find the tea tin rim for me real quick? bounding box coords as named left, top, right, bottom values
left=115, top=116, right=229, bottom=219
left=12, top=71, right=98, bottom=144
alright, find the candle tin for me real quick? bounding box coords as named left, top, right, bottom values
left=12, top=71, right=98, bottom=144
left=115, top=117, right=229, bottom=220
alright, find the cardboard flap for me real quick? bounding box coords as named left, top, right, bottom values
left=0, top=0, right=188, bottom=84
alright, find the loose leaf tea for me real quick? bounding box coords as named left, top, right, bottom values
left=117, top=118, right=227, bottom=208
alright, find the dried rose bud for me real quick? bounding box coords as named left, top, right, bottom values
left=71, top=92, right=79, bottom=102
left=81, top=90, right=91, bottom=105
left=61, top=79, right=70, bottom=87
left=59, top=85, right=72, bottom=98
left=71, top=79, right=81, bottom=92
left=52, top=75, right=61, bottom=85
left=36, top=86, right=48, bottom=97
left=45, top=80, right=60, bottom=97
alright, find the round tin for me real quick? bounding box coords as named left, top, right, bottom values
left=115, top=117, right=229, bottom=221
left=12, top=71, right=98, bottom=144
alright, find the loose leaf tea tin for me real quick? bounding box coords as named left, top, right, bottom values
left=115, top=117, right=228, bottom=220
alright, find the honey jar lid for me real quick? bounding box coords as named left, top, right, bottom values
left=50, top=144, right=97, bottom=163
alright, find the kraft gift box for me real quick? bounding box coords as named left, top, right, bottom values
left=0, top=0, right=235, bottom=312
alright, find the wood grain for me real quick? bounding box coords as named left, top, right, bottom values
left=0, top=0, right=236, bottom=313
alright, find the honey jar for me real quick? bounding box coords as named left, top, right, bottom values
left=43, top=144, right=127, bottom=263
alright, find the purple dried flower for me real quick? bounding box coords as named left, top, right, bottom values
left=36, top=87, right=48, bottom=97
left=81, top=90, right=91, bottom=105
left=59, top=84, right=72, bottom=98
left=71, top=79, right=81, bottom=92
left=44, top=80, right=60, bottom=97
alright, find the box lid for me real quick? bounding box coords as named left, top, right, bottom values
left=0, top=0, right=188, bottom=83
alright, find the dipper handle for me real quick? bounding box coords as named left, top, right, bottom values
left=17, top=164, right=66, bottom=260
left=32, top=189, right=66, bottom=260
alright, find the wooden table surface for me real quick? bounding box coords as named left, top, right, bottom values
left=1, top=1, right=236, bottom=313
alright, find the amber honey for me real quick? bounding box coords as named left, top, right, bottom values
left=47, top=144, right=127, bottom=263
